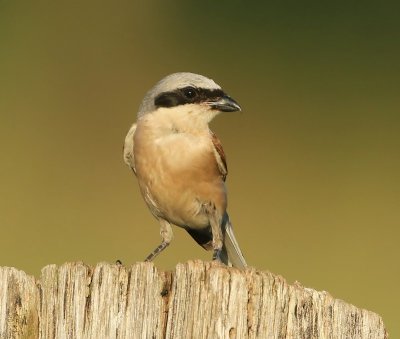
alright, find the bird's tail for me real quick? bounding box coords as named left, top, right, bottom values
left=220, top=214, right=247, bottom=268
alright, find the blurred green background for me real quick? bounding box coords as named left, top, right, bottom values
left=0, top=1, right=399, bottom=336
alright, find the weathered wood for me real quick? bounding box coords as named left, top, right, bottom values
left=0, top=261, right=387, bottom=339
left=0, top=267, right=38, bottom=339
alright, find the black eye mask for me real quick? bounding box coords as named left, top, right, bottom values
left=154, top=87, right=226, bottom=109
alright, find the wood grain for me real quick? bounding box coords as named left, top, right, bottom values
left=0, top=261, right=387, bottom=338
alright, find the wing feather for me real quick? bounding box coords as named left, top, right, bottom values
left=123, top=123, right=137, bottom=174
left=210, top=131, right=228, bottom=181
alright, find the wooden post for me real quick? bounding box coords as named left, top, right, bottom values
left=0, top=261, right=387, bottom=338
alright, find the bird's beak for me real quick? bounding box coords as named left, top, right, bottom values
left=208, top=95, right=241, bottom=112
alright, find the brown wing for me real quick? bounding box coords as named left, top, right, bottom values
left=210, top=131, right=228, bottom=181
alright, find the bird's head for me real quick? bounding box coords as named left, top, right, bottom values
left=137, top=72, right=241, bottom=129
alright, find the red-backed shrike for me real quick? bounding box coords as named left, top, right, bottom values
left=124, top=72, right=246, bottom=268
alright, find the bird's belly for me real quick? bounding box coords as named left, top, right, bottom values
left=134, top=135, right=227, bottom=229
left=146, top=183, right=210, bottom=228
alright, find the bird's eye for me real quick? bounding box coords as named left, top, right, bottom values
left=182, top=86, right=197, bottom=99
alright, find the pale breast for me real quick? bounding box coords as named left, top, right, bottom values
left=133, top=123, right=227, bottom=229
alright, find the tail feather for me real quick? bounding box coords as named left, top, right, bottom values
left=221, top=214, right=247, bottom=268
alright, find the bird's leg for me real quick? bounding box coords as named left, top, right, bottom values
left=145, top=219, right=173, bottom=262
left=208, top=205, right=223, bottom=262
left=212, top=248, right=222, bottom=261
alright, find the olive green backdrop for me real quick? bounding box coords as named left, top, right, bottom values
left=1, top=1, right=399, bottom=336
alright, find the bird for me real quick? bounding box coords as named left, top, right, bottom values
left=123, top=72, right=247, bottom=268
